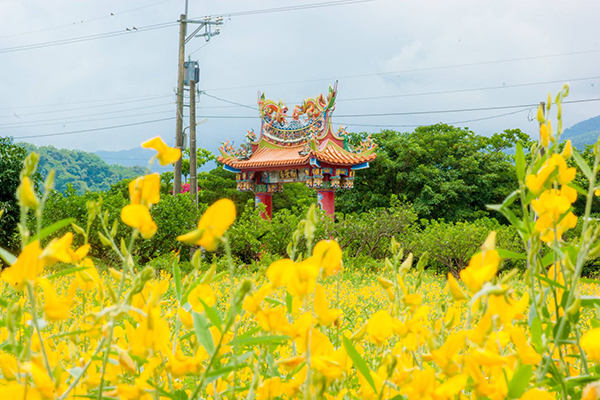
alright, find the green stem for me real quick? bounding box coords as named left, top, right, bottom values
left=26, top=283, right=53, bottom=378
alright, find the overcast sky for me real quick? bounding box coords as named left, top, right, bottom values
left=1, top=0, right=599, bottom=158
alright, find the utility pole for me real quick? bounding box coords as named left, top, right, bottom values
left=189, top=78, right=198, bottom=205
left=172, top=5, right=223, bottom=195
left=173, top=13, right=187, bottom=195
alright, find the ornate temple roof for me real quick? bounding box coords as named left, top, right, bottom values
left=217, top=84, right=377, bottom=171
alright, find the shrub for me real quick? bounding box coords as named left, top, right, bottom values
left=332, top=204, right=419, bottom=259
left=416, top=217, right=523, bottom=276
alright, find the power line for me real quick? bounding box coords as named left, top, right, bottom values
left=204, top=49, right=600, bottom=91
left=334, top=97, right=600, bottom=118
left=195, top=0, right=377, bottom=18
left=0, top=93, right=172, bottom=111
left=202, top=93, right=259, bottom=111
left=337, top=75, right=600, bottom=102
left=0, top=0, right=175, bottom=40
left=0, top=99, right=174, bottom=119
left=0, top=109, right=174, bottom=130
left=10, top=117, right=176, bottom=139
left=200, top=75, right=600, bottom=110
left=0, top=0, right=377, bottom=55
left=0, top=21, right=178, bottom=54
left=192, top=97, right=600, bottom=119
left=335, top=108, right=534, bottom=128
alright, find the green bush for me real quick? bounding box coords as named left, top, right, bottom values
left=332, top=204, right=419, bottom=259
left=415, top=217, right=523, bottom=276
left=41, top=184, right=203, bottom=263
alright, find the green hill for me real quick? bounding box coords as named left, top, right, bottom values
left=561, top=115, right=600, bottom=149
left=20, top=143, right=149, bottom=193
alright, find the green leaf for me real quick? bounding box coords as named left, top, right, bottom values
left=192, top=311, right=215, bottom=355
left=0, top=247, right=16, bottom=265
left=228, top=335, right=290, bottom=347
left=581, top=296, right=600, bottom=308
left=535, top=274, right=566, bottom=290
left=285, top=291, right=293, bottom=314
left=497, top=249, right=527, bottom=260
left=205, top=363, right=249, bottom=381
left=573, top=148, right=593, bottom=180
left=541, top=252, right=556, bottom=268
left=264, top=297, right=284, bottom=306
left=530, top=316, right=543, bottom=354
left=173, top=256, right=182, bottom=304
left=507, top=364, right=533, bottom=399
left=46, top=266, right=89, bottom=280
left=567, top=182, right=589, bottom=196
left=28, top=218, right=74, bottom=243
left=342, top=336, right=377, bottom=395
left=199, top=299, right=223, bottom=333
left=0, top=298, right=7, bottom=308
left=515, top=142, right=526, bottom=181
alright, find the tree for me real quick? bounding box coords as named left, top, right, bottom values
left=336, top=124, right=522, bottom=221
left=0, top=137, right=28, bottom=250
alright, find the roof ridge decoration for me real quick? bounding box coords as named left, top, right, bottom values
left=257, top=82, right=337, bottom=145
left=217, top=83, right=377, bottom=170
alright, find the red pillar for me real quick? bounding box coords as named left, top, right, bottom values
left=317, top=190, right=335, bottom=218
left=255, top=192, right=272, bottom=219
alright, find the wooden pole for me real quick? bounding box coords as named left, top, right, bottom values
left=189, top=79, right=198, bottom=205
left=173, top=14, right=186, bottom=195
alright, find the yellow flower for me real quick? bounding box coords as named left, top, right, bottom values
left=0, top=353, right=18, bottom=380
left=313, top=240, right=342, bottom=277
left=242, top=283, right=272, bottom=314
left=25, top=362, right=56, bottom=399
left=266, top=259, right=295, bottom=288
left=38, top=278, right=75, bottom=321
left=526, top=153, right=576, bottom=194
left=41, top=232, right=74, bottom=265
left=581, top=328, right=600, bottom=362
left=367, top=310, right=393, bottom=345
left=433, top=373, right=468, bottom=400
left=17, top=176, right=39, bottom=209
left=75, top=258, right=101, bottom=291
left=121, top=204, right=157, bottom=239
left=460, top=249, right=499, bottom=293
left=177, top=307, right=194, bottom=330
left=431, top=331, right=466, bottom=375
left=540, top=123, right=550, bottom=147
left=562, top=140, right=573, bottom=158
left=177, top=198, right=236, bottom=251
left=469, top=348, right=507, bottom=366
left=256, top=376, right=281, bottom=400
left=582, top=381, right=600, bottom=400
left=510, top=327, right=541, bottom=365
left=314, top=284, right=341, bottom=326
left=256, top=306, right=289, bottom=333
left=287, top=258, right=320, bottom=299
left=142, top=136, right=181, bottom=166
left=520, top=388, right=556, bottom=400
left=447, top=273, right=467, bottom=301
left=129, top=173, right=160, bottom=206
left=188, top=283, right=217, bottom=313
left=1, top=240, right=45, bottom=291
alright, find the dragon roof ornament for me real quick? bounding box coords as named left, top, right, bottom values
left=256, top=83, right=338, bottom=144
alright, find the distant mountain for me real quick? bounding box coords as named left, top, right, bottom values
left=562, top=115, right=600, bottom=149
left=21, top=143, right=149, bottom=193
left=95, top=147, right=171, bottom=174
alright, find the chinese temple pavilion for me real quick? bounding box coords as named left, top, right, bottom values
left=217, top=84, right=377, bottom=218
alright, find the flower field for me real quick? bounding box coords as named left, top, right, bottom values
left=3, top=87, right=600, bottom=399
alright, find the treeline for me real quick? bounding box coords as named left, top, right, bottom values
left=21, top=143, right=148, bottom=193
left=3, top=124, right=600, bottom=275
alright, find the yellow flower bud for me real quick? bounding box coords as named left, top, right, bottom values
left=17, top=177, right=39, bottom=209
